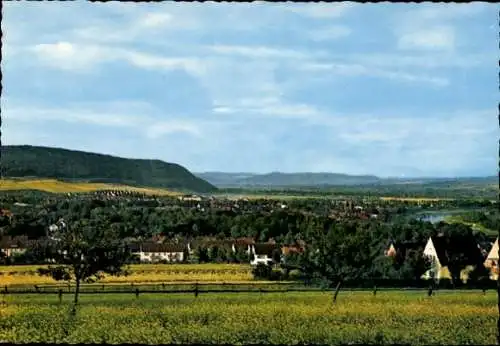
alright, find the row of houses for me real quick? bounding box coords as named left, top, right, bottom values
left=127, top=237, right=305, bottom=266
left=4, top=231, right=500, bottom=281
left=0, top=235, right=305, bottom=267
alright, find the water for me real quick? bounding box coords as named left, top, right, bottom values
left=418, top=214, right=447, bottom=224
left=413, top=209, right=479, bottom=224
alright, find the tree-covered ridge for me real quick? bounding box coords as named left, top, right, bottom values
left=1, top=145, right=217, bottom=193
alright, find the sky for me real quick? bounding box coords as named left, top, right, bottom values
left=2, top=2, right=499, bottom=178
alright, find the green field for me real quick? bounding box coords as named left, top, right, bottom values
left=0, top=291, right=496, bottom=344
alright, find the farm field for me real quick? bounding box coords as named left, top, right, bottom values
left=0, top=264, right=254, bottom=286
left=0, top=291, right=496, bottom=344
left=0, top=178, right=180, bottom=196
left=379, top=197, right=454, bottom=202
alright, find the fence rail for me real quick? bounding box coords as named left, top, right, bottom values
left=1, top=283, right=493, bottom=297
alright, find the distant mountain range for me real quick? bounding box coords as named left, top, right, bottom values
left=2, top=145, right=217, bottom=193
left=1, top=145, right=495, bottom=194
left=195, top=172, right=497, bottom=189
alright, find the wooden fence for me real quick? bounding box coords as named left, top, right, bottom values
left=1, top=281, right=492, bottom=299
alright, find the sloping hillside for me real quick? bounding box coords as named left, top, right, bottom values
left=1, top=145, right=217, bottom=193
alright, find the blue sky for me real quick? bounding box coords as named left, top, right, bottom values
left=2, top=2, right=498, bottom=178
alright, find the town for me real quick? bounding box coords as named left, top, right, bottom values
left=1, top=189, right=498, bottom=286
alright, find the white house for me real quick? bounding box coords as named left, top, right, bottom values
left=421, top=235, right=482, bottom=283
left=484, top=238, right=499, bottom=280
left=130, top=243, right=186, bottom=263
left=249, top=243, right=280, bottom=266
left=0, top=236, right=30, bottom=258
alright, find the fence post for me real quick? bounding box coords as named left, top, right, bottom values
left=102, top=284, right=105, bottom=291
left=135, top=288, right=139, bottom=299
left=58, top=289, right=63, bottom=304
left=373, top=285, right=377, bottom=296
left=194, top=283, right=199, bottom=298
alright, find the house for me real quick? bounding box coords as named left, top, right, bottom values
left=250, top=243, right=281, bottom=266
left=385, top=242, right=397, bottom=257
left=421, top=235, right=483, bottom=283
left=0, top=236, right=37, bottom=258
left=484, top=237, right=499, bottom=280
left=384, top=240, right=423, bottom=259
left=178, top=194, right=203, bottom=202
left=129, top=242, right=187, bottom=263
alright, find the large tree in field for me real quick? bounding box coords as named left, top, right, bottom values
left=37, top=219, right=131, bottom=310
left=300, top=221, right=375, bottom=302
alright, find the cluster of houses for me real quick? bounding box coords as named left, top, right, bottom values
left=126, top=236, right=305, bottom=266
left=0, top=233, right=305, bottom=267
left=385, top=234, right=500, bottom=282
left=3, top=228, right=500, bottom=282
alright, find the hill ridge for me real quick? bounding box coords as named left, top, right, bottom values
left=1, top=145, right=216, bottom=193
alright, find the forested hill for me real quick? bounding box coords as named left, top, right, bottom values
left=1, top=145, right=217, bottom=193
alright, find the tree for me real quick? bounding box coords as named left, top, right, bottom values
left=37, top=219, right=131, bottom=311
left=194, top=246, right=209, bottom=263
left=300, top=222, right=374, bottom=302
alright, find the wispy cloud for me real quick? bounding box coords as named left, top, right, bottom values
left=300, top=62, right=449, bottom=87
left=208, top=44, right=309, bottom=60
left=284, top=2, right=357, bottom=19
left=3, top=100, right=202, bottom=140
left=307, top=25, right=352, bottom=41
left=398, top=25, right=455, bottom=51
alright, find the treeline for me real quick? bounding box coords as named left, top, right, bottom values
left=1, top=192, right=496, bottom=244
left=220, top=183, right=497, bottom=199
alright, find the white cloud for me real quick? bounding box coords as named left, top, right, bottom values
left=138, top=12, right=174, bottom=28
left=145, top=121, right=202, bottom=139
left=301, top=62, right=449, bottom=87
left=213, top=97, right=321, bottom=119
left=284, top=3, right=357, bottom=19
left=346, top=52, right=486, bottom=69
left=29, top=41, right=206, bottom=76
left=3, top=101, right=202, bottom=140
left=30, top=42, right=111, bottom=72
left=209, top=45, right=309, bottom=60
left=308, top=25, right=351, bottom=41
left=398, top=26, right=455, bottom=51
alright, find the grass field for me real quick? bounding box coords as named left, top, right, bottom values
left=0, top=264, right=255, bottom=286
left=379, top=197, right=454, bottom=202
left=0, top=178, right=180, bottom=196
left=0, top=291, right=496, bottom=344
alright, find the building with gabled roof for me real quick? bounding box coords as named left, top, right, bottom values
left=421, top=235, right=483, bottom=283
left=484, top=237, right=499, bottom=280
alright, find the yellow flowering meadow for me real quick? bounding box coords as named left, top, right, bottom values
left=0, top=264, right=254, bottom=286
left=0, top=291, right=496, bottom=344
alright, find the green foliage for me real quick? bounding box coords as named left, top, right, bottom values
left=36, top=219, right=132, bottom=305
left=252, top=263, right=273, bottom=279
left=2, top=145, right=217, bottom=193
